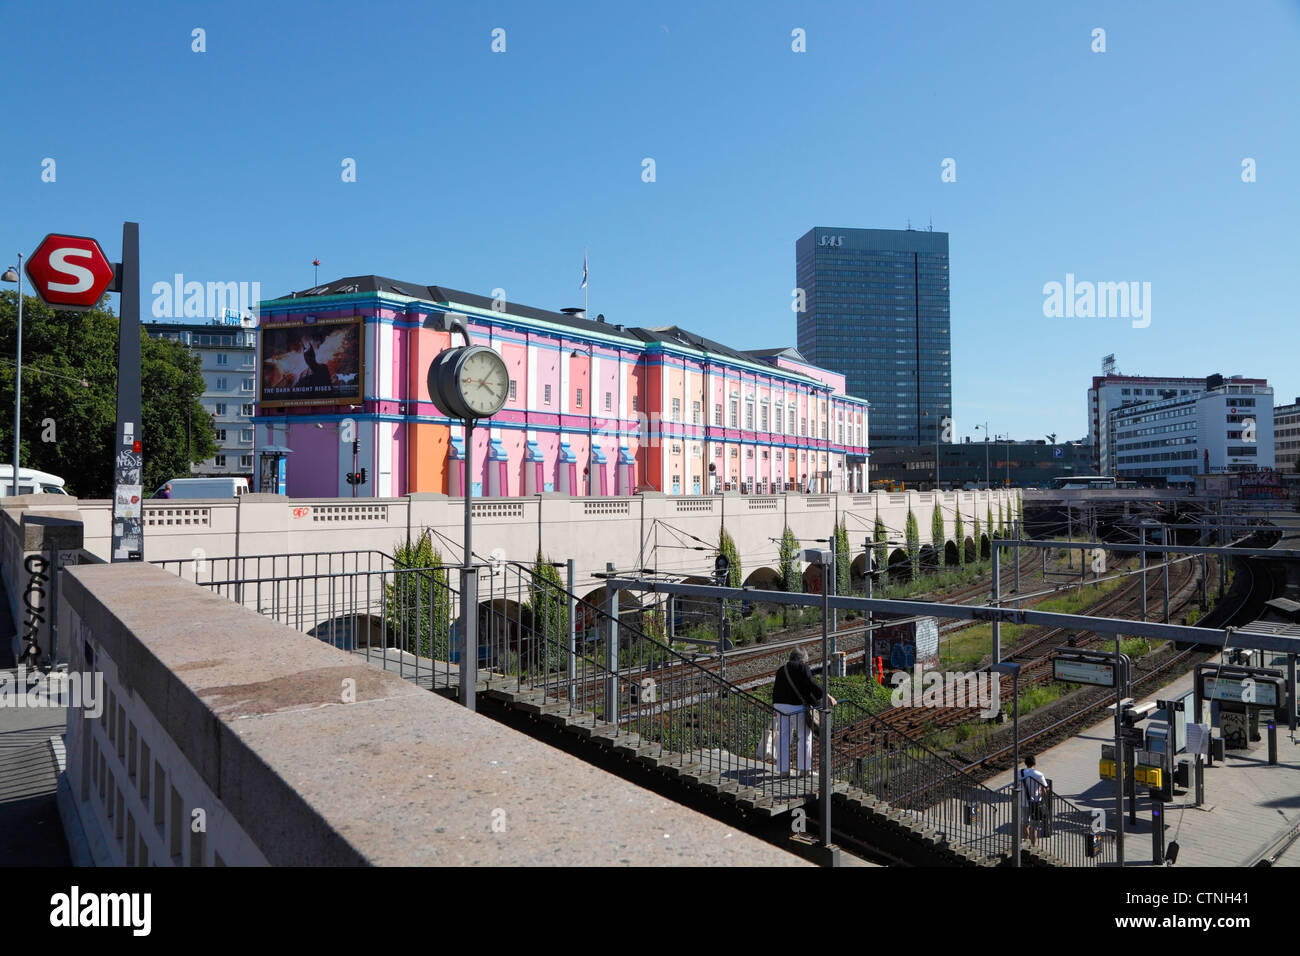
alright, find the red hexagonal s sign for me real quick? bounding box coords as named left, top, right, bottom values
left=25, top=233, right=116, bottom=311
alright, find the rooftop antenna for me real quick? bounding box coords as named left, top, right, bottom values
left=313, top=258, right=320, bottom=285
left=906, top=218, right=912, bottom=231
left=928, top=215, right=933, bottom=232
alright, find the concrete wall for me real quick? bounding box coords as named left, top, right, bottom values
left=64, top=489, right=1020, bottom=594
left=55, top=561, right=806, bottom=866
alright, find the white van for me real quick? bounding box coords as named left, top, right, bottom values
left=0, top=466, right=69, bottom=497
left=153, top=477, right=249, bottom=499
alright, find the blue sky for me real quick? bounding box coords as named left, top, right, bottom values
left=3, top=0, right=1297, bottom=443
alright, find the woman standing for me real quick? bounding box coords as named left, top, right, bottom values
left=772, top=648, right=836, bottom=777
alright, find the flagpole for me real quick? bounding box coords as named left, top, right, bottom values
left=583, top=246, right=588, bottom=317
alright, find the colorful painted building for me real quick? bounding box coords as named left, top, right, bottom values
left=253, top=276, right=870, bottom=498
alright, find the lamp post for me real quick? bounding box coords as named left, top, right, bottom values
left=975, top=422, right=990, bottom=489
left=2, top=257, right=24, bottom=495
left=991, top=661, right=1022, bottom=867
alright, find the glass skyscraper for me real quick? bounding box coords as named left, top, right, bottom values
left=796, top=227, right=951, bottom=447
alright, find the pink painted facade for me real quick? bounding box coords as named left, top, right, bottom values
left=253, top=279, right=870, bottom=498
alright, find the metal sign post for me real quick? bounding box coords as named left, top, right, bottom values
left=110, top=223, right=143, bottom=561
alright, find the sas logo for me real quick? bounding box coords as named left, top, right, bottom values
left=818, top=235, right=844, bottom=247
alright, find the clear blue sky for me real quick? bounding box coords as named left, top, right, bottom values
left=3, top=0, right=1297, bottom=443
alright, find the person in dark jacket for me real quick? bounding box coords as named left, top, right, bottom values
left=772, top=648, right=837, bottom=776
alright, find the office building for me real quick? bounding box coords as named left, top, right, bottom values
left=145, top=312, right=258, bottom=477
left=1087, top=374, right=1211, bottom=474
left=795, top=227, right=950, bottom=447
left=1110, top=376, right=1274, bottom=485
left=1275, top=397, right=1300, bottom=477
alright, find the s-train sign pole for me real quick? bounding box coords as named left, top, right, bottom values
left=25, top=224, right=143, bottom=561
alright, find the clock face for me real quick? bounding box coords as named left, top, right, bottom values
left=456, top=347, right=509, bottom=418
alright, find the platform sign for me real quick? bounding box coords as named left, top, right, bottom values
left=1054, top=657, right=1116, bottom=687
left=1202, top=674, right=1281, bottom=708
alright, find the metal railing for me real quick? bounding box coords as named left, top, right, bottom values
left=156, top=547, right=1115, bottom=864
left=992, top=781, right=1115, bottom=867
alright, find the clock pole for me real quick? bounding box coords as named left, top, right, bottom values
left=461, top=415, right=477, bottom=711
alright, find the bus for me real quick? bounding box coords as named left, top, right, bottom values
left=871, top=479, right=905, bottom=492
left=1052, top=475, right=1116, bottom=490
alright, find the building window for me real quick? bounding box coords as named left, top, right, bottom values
left=576, top=387, right=583, bottom=409
left=632, top=395, right=639, bottom=412
left=215, top=403, right=227, bottom=416
left=544, top=384, right=552, bottom=405
left=605, top=392, right=612, bottom=412
left=788, top=410, right=795, bottom=434
left=215, top=455, right=227, bottom=467
left=692, top=401, right=701, bottom=424
left=508, top=380, right=517, bottom=400
left=239, top=455, right=252, bottom=468
left=215, top=429, right=227, bottom=442
left=713, top=403, right=722, bottom=426
left=729, top=400, right=738, bottom=428
left=241, top=403, right=254, bottom=416
left=241, top=378, right=254, bottom=392
left=760, top=405, right=768, bottom=431
left=801, top=417, right=807, bottom=436
left=216, top=353, right=228, bottom=366
left=240, top=429, right=253, bottom=443
left=216, top=377, right=228, bottom=391
left=672, top=398, right=681, bottom=421
left=745, top=403, right=754, bottom=430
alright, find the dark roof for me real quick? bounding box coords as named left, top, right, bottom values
left=746, top=346, right=810, bottom=364
left=272, top=274, right=641, bottom=342
left=630, top=325, right=757, bottom=364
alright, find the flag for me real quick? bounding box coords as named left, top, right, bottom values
left=580, top=251, right=588, bottom=290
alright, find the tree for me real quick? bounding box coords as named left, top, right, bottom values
left=930, top=501, right=945, bottom=565
left=1016, top=492, right=1025, bottom=531
left=905, top=506, right=921, bottom=578
left=953, top=503, right=966, bottom=566
left=873, top=511, right=888, bottom=582
left=987, top=502, right=995, bottom=542
left=778, top=525, right=801, bottom=592
left=973, top=507, right=982, bottom=560
left=718, top=525, right=742, bottom=617
left=0, top=291, right=216, bottom=497
left=528, top=550, right=568, bottom=672
left=834, top=518, right=851, bottom=595
left=385, top=530, right=450, bottom=660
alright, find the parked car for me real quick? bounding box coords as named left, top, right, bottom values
left=0, top=466, right=69, bottom=496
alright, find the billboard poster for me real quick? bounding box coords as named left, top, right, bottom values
left=259, top=317, right=362, bottom=407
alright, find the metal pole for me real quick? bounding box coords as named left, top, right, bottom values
left=992, top=542, right=1001, bottom=663
left=863, top=543, right=873, bottom=675
left=1161, top=526, right=1170, bottom=624
left=1013, top=519, right=1020, bottom=609
left=1194, top=666, right=1205, bottom=807
left=566, top=558, right=576, bottom=704
left=460, top=419, right=477, bottom=711
left=604, top=561, right=618, bottom=722
left=11, top=252, right=23, bottom=496
left=1012, top=670, right=1020, bottom=867
left=1114, top=636, right=1125, bottom=865
left=819, top=558, right=832, bottom=848
left=1139, top=525, right=1148, bottom=622
left=829, top=546, right=837, bottom=659
left=1289, top=654, right=1297, bottom=738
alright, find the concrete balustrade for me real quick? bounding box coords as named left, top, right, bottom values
left=54, top=561, right=808, bottom=866
left=63, top=489, right=1020, bottom=594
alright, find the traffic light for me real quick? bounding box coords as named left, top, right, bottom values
left=345, top=472, right=356, bottom=485
left=352, top=439, right=360, bottom=456
left=358, top=468, right=368, bottom=485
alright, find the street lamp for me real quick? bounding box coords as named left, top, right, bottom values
left=974, top=422, right=991, bottom=488
left=3, top=257, right=24, bottom=496
left=991, top=660, right=1022, bottom=867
